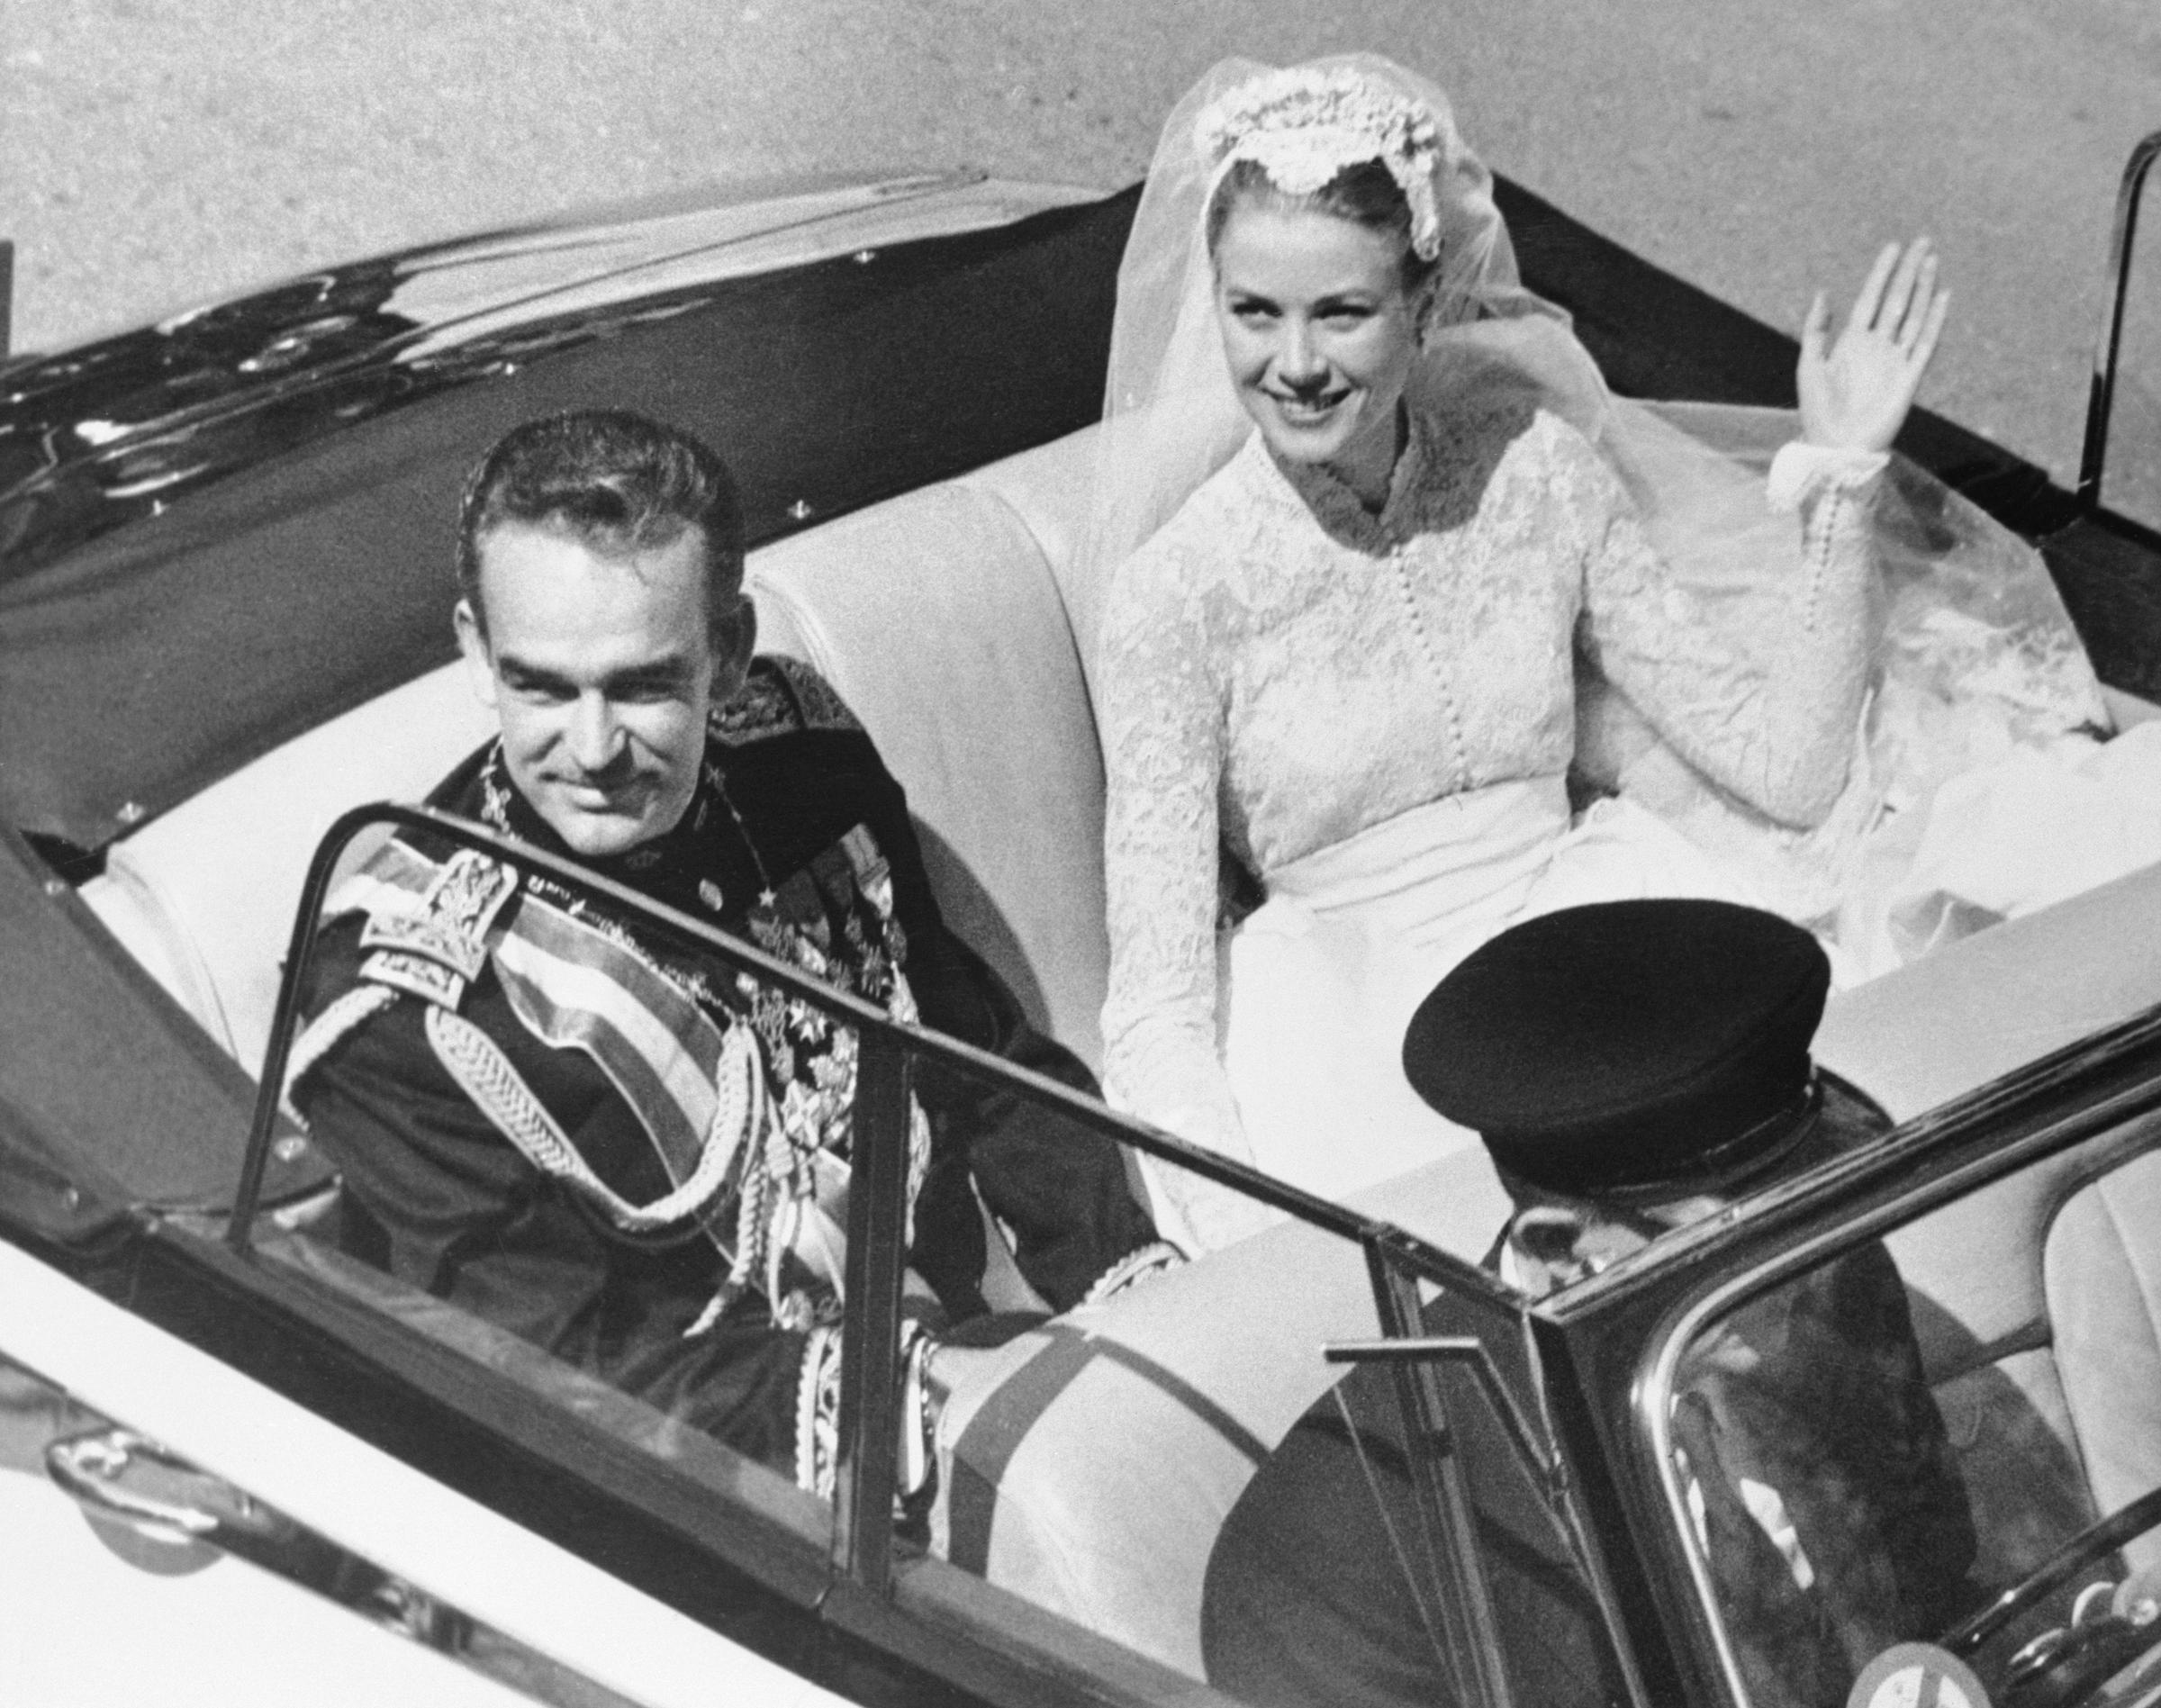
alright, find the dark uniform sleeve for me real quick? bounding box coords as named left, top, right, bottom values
left=836, top=728, right=1160, bottom=1316
left=294, top=922, right=809, bottom=1482
left=1813, top=1243, right=1981, bottom=1634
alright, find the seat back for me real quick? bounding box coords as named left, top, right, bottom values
left=749, top=428, right=1108, bottom=1062
left=82, top=663, right=497, bottom=1070
left=1882, top=1112, right=2161, bottom=1591
left=2045, top=1149, right=2161, bottom=1576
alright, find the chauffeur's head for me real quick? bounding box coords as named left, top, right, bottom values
left=1403, top=900, right=1849, bottom=1299
left=452, top=411, right=757, bottom=859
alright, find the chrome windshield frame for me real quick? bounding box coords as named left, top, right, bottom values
left=2077, top=127, right=2161, bottom=512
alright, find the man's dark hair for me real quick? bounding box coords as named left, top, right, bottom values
left=456, top=410, right=747, bottom=645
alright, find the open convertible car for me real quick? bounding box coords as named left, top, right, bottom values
left=5, top=127, right=2161, bottom=1708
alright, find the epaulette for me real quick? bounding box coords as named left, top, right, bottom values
left=711, top=655, right=862, bottom=746
left=284, top=843, right=520, bottom=1114
left=356, top=845, right=521, bottom=1011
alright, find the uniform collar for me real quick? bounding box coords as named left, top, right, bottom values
left=471, top=738, right=746, bottom=924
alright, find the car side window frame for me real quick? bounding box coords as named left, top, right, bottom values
left=1623, top=1007, right=2161, bottom=1708
left=2077, top=126, right=2161, bottom=524
left=1326, top=1229, right=1658, bottom=1708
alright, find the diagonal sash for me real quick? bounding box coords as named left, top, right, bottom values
left=324, top=835, right=873, bottom=1316
left=338, top=839, right=736, bottom=1198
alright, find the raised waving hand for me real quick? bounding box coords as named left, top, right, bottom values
left=1798, top=238, right=1949, bottom=454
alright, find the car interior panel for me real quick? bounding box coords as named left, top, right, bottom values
left=1813, top=860, right=2161, bottom=1125
left=0, top=819, right=294, bottom=1218
left=267, top=1224, right=835, bottom=1532
left=747, top=432, right=1111, bottom=1065
left=1888, top=1113, right=2161, bottom=1582
left=2042, top=1148, right=2161, bottom=1578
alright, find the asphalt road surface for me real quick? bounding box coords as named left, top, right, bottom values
left=4, top=0, right=2158, bottom=485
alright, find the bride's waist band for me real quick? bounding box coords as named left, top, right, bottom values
left=1261, top=776, right=1569, bottom=914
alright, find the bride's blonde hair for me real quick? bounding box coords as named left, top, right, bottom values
left=1203, top=158, right=1442, bottom=296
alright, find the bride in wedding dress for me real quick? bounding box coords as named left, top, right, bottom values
left=1088, top=56, right=2098, bottom=1251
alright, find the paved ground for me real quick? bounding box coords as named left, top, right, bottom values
left=3, top=0, right=2157, bottom=483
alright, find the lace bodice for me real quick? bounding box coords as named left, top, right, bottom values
left=1098, top=396, right=1880, bottom=1164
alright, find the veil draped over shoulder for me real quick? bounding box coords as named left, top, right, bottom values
left=1078, top=54, right=1571, bottom=619
left=1081, top=52, right=2115, bottom=978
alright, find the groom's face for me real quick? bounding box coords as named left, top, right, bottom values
left=457, top=519, right=744, bottom=858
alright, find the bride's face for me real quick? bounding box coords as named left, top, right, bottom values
left=1212, top=200, right=1424, bottom=504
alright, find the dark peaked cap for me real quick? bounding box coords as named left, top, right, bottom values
left=1402, top=899, right=1831, bottom=1200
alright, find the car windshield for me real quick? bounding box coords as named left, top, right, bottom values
left=1654, top=1072, right=2161, bottom=1708
left=223, top=804, right=1631, bottom=1708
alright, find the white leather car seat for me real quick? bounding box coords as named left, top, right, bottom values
left=2046, top=1148, right=2161, bottom=1576
left=747, top=426, right=1109, bottom=1066
left=82, top=664, right=497, bottom=1071
left=1879, top=1109, right=2161, bottom=1595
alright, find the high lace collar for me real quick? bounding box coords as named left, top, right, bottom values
left=1261, top=405, right=1436, bottom=553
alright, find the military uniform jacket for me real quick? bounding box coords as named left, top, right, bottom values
left=291, top=656, right=1154, bottom=1483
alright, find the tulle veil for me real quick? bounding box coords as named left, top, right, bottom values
left=1079, top=53, right=2110, bottom=974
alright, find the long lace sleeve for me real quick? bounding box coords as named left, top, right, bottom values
left=1569, top=421, right=1881, bottom=829
left=1098, top=534, right=1249, bottom=1170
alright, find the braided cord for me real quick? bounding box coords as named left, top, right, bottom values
left=426, top=1006, right=760, bottom=1234
left=795, top=1324, right=844, bottom=1500
left=1080, top=1239, right=1188, bottom=1306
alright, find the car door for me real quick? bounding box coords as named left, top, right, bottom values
left=0, top=1252, right=847, bottom=1708
left=1587, top=1002, right=2161, bottom=1708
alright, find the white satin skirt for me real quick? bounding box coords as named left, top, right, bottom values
left=1218, top=776, right=1762, bottom=1206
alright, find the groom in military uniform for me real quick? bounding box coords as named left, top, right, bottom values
left=288, top=410, right=1165, bottom=1499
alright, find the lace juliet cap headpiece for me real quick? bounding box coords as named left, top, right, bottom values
left=1194, top=66, right=1448, bottom=260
